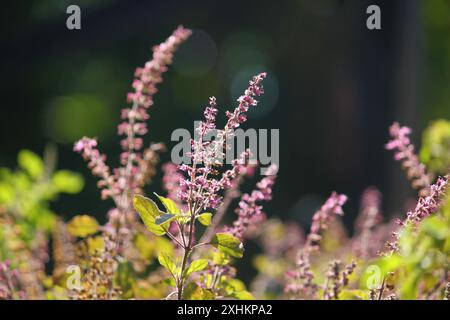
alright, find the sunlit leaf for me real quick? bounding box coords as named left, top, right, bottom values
left=134, top=232, right=155, bottom=260
left=158, top=252, right=177, bottom=278
left=197, top=212, right=212, bottom=226
left=18, top=150, right=44, bottom=179
left=161, top=277, right=176, bottom=287
left=229, top=290, right=254, bottom=300
left=210, top=233, right=244, bottom=258
left=133, top=195, right=166, bottom=236
left=182, top=282, right=215, bottom=300
left=133, top=194, right=161, bottom=218
left=339, top=289, right=369, bottom=300
left=52, top=170, right=84, bottom=194
left=87, top=236, right=105, bottom=254
left=155, top=193, right=180, bottom=214
left=184, top=259, right=209, bottom=278
left=67, top=215, right=99, bottom=237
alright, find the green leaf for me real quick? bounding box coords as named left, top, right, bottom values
left=87, top=236, right=105, bottom=254
left=184, top=259, right=209, bottom=278
left=115, top=262, right=136, bottom=300
left=0, top=182, right=14, bottom=205
left=421, top=216, right=449, bottom=241
left=66, top=215, right=99, bottom=237
left=133, top=194, right=161, bottom=218
left=213, top=251, right=231, bottom=266
left=224, top=278, right=246, bottom=292
left=177, top=214, right=191, bottom=225
left=155, top=213, right=177, bottom=225
left=155, top=193, right=180, bottom=214
left=339, top=289, right=369, bottom=300
left=154, top=237, right=174, bottom=257
left=52, top=170, right=84, bottom=194
left=158, top=252, right=177, bottom=278
left=18, top=150, right=44, bottom=179
left=183, top=282, right=215, bottom=300
left=134, top=232, right=155, bottom=260
left=146, top=221, right=167, bottom=236
left=229, top=290, right=254, bottom=300
left=161, top=277, right=176, bottom=287
left=210, top=233, right=244, bottom=258
left=133, top=195, right=166, bottom=236
left=197, top=213, right=212, bottom=226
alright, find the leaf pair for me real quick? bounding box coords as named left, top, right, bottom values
left=133, top=194, right=244, bottom=266
left=158, top=252, right=209, bottom=281
left=133, top=194, right=169, bottom=236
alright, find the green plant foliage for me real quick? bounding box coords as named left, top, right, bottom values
left=210, top=233, right=244, bottom=258
left=133, top=195, right=167, bottom=236
left=182, top=282, right=215, bottom=300
left=420, top=119, right=450, bottom=174
left=18, top=150, right=44, bottom=179
left=155, top=193, right=180, bottom=214
left=0, top=149, right=83, bottom=263
left=358, top=195, right=450, bottom=299
left=52, top=170, right=84, bottom=194
left=184, top=259, right=209, bottom=278
left=66, top=215, right=99, bottom=237
left=158, top=252, right=178, bottom=278
left=197, top=212, right=212, bottom=226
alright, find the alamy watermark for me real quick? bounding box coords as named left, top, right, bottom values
left=170, top=121, right=279, bottom=175
left=66, top=5, right=81, bottom=30
left=366, top=5, right=381, bottom=30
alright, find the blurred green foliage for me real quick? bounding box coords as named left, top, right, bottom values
left=422, top=0, right=450, bottom=121
left=420, top=119, right=450, bottom=175
left=0, top=149, right=83, bottom=260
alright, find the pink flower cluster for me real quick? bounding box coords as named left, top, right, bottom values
left=228, top=164, right=278, bottom=240
left=285, top=192, right=347, bottom=297
left=0, top=260, right=25, bottom=300
left=284, top=251, right=315, bottom=297
left=386, top=122, right=431, bottom=196
left=224, top=73, right=266, bottom=130
left=355, top=187, right=382, bottom=232
left=119, top=26, right=192, bottom=170
left=179, top=150, right=251, bottom=211
left=353, top=187, right=383, bottom=258
left=74, top=27, right=191, bottom=204
left=407, top=175, right=448, bottom=223
left=162, top=162, right=184, bottom=206
left=73, top=137, right=115, bottom=200
left=307, top=192, right=348, bottom=251
left=386, top=175, right=448, bottom=254
left=179, top=73, right=266, bottom=213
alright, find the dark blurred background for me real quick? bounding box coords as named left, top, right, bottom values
left=0, top=0, right=449, bottom=239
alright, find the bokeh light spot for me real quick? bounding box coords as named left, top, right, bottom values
left=43, top=94, right=114, bottom=144
left=220, top=32, right=270, bottom=79
left=173, top=29, right=217, bottom=76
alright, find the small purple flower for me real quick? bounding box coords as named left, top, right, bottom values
left=386, top=175, right=448, bottom=254
left=285, top=191, right=347, bottom=298
left=227, top=164, right=278, bottom=240
left=178, top=73, right=266, bottom=214
left=386, top=122, right=431, bottom=196
left=407, top=175, right=448, bottom=223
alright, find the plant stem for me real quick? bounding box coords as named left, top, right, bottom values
left=177, top=203, right=196, bottom=300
